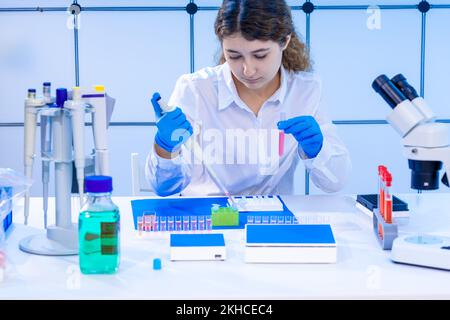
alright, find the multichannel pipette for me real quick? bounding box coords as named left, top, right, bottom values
left=151, top=93, right=238, bottom=208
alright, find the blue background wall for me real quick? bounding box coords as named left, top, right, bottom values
left=0, top=0, right=449, bottom=197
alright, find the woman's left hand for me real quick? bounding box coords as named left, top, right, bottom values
left=277, top=115, right=323, bottom=158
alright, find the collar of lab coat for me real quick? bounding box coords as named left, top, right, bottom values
left=218, top=62, right=288, bottom=111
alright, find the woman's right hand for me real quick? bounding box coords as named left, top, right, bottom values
left=152, top=95, right=193, bottom=154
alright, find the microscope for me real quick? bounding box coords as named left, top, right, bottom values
left=372, top=74, right=450, bottom=191
left=21, top=82, right=115, bottom=255
left=372, top=74, right=450, bottom=270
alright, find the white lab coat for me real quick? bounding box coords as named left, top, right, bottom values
left=146, top=62, right=351, bottom=196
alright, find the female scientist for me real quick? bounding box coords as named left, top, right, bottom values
left=146, top=0, right=351, bottom=196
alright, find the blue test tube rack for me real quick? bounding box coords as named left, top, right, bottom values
left=246, top=215, right=297, bottom=225
left=137, top=215, right=212, bottom=233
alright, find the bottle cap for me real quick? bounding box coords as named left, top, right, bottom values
left=385, top=173, right=392, bottom=186
left=153, top=258, right=162, bottom=270
left=94, top=85, right=105, bottom=92
left=56, top=88, right=68, bottom=108
left=85, top=175, right=113, bottom=193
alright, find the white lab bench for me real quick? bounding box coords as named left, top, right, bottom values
left=1, top=193, right=450, bottom=299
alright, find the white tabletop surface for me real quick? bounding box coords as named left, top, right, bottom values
left=1, top=193, right=450, bottom=299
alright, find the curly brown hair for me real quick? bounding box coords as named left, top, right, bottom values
left=214, top=0, right=311, bottom=72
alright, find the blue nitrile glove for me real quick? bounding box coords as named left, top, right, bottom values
left=151, top=92, right=193, bottom=153
left=277, top=115, right=323, bottom=158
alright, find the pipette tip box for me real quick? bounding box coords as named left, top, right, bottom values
left=245, top=224, right=337, bottom=263
left=170, top=233, right=226, bottom=261
left=228, top=195, right=284, bottom=212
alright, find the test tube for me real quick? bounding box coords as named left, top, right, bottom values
left=247, top=215, right=255, bottom=224
left=262, top=215, right=269, bottom=224
left=285, top=216, right=292, bottom=224
left=144, top=215, right=153, bottom=232
left=152, top=216, right=159, bottom=232
left=137, top=216, right=143, bottom=235
left=255, top=216, right=262, bottom=224
left=175, top=216, right=182, bottom=231
left=279, top=112, right=286, bottom=157
left=380, top=167, right=386, bottom=220
left=277, top=216, right=285, bottom=224
left=160, top=216, right=167, bottom=232
left=183, top=216, right=190, bottom=231
left=198, top=216, right=205, bottom=231
left=292, top=217, right=298, bottom=224
left=190, top=216, right=198, bottom=231
left=384, top=172, right=393, bottom=224
left=168, top=216, right=174, bottom=231
left=206, top=215, right=212, bottom=231
left=270, top=215, right=277, bottom=224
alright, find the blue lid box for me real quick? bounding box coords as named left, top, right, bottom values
left=170, top=233, right=226, bottom=261
left=1, top=187, right=13, bottom=233
left=245, top=224, right=337, bottom=263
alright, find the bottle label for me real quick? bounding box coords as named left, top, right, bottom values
left=101, top=222, right=118, bottom=255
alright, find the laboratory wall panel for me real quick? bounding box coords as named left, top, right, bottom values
left=0, top=12, right=74, bottom=123
left=0, top=1, right=72, bottom=7
left=78, top=11, right=190, bottom=123
left=311, top=9, right=422, bottom=120
left=195, top=0, right=309, bottom=6
left=425, top=9, right=450, bottom=118
left=0, top=1, right=190, bottom=7
left=308, top=124, right=449, bottom=195
left=315, top=0, right=419, bottom=5
left=194, top=10, right=221, bottom=71
left=292, top=10, right=308, bottom=45
left=80, top=1, right=188, bottom=6
left=195, top=0, right=226, bottom=5
left=0, top=127, right=55, bottom=200
left=105, top=125, right=157, bottom=196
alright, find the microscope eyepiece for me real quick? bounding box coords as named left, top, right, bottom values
left=391, top=74, right=420, bottom=101
left=371, top=74, right=390, bottom=93
left=372, top=74, right=408, bottom=109
left=391, top=73, right=406, bottom=84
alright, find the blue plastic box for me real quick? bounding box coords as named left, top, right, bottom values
left=1, top=187, right=13, bottom=233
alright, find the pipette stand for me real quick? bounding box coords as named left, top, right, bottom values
left=19, top=107, right=89, bottom=256
left=372, top=208, right=398, bottom=250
